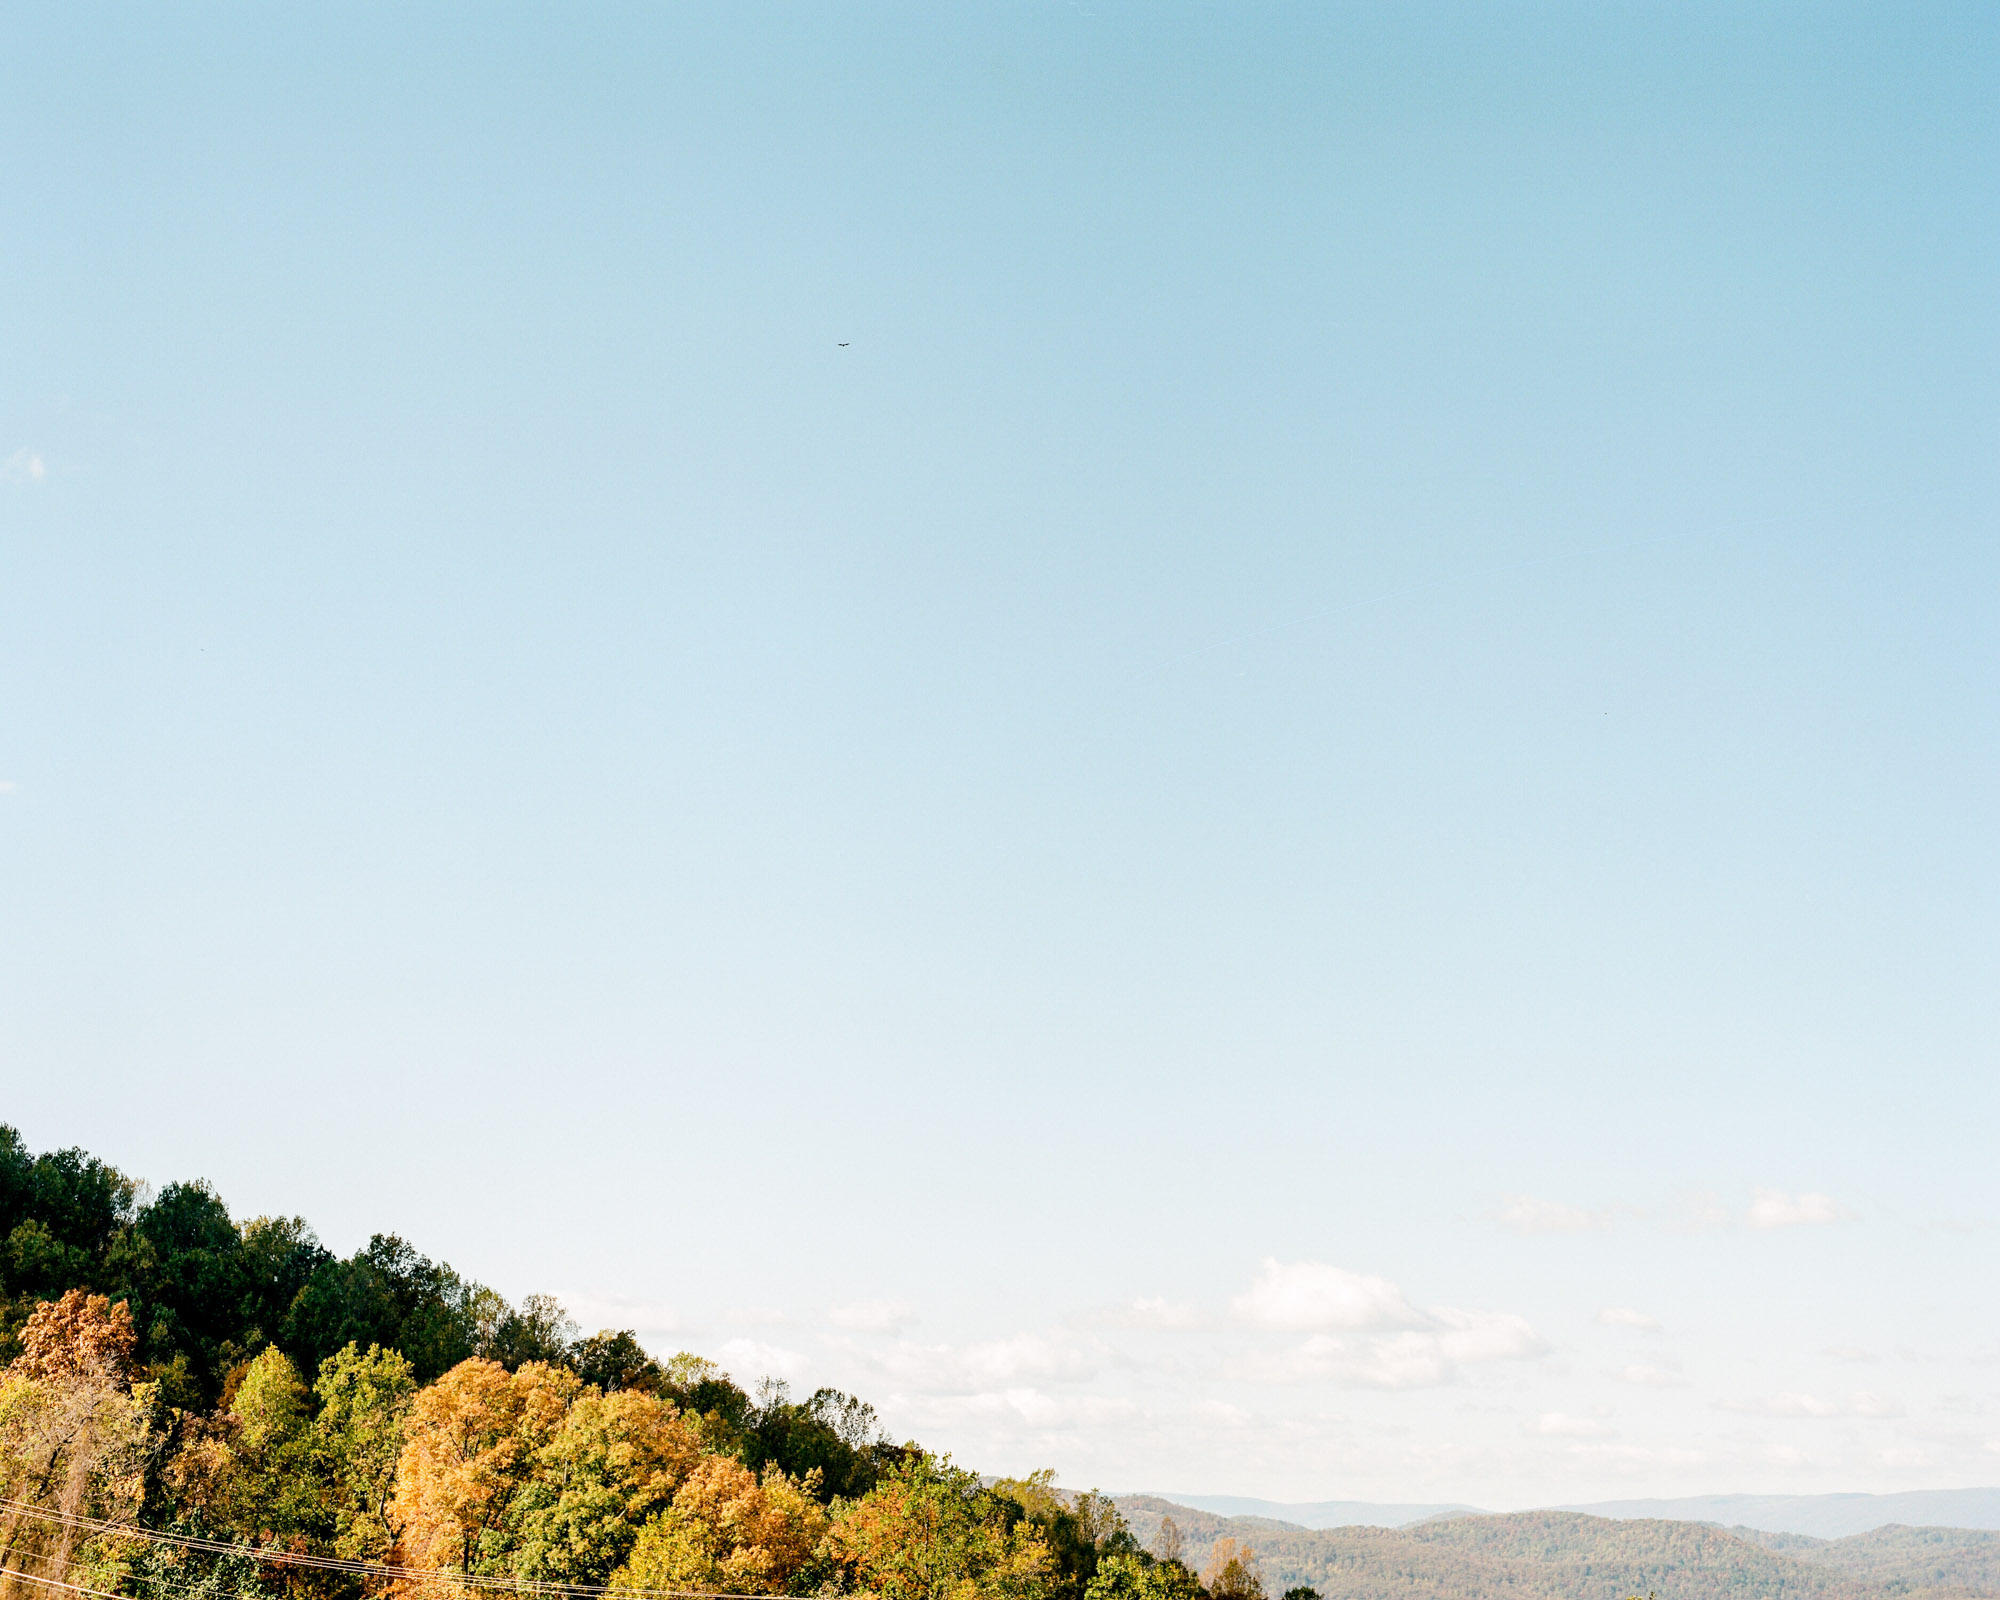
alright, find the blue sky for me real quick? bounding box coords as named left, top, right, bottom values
left=2, top=2, right=1995, bottom=1506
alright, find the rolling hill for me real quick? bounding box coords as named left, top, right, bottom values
left=1734, top=1524, right=2000, bottom=1594
left=1563, top=1494, right=2000, bottom=1540
left=1114, top=1497, right=2000, bottom=1600
left=1126, top=1490, right=2000, bottom=1539
left=1125, top=1495, right=1478, bottom=1529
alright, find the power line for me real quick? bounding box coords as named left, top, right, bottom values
left=0, top=1560, right=360, bottom=1600
left=0, top=1564, right=148, bottom=1600
left=0, top=1506, right=772, bottom=1600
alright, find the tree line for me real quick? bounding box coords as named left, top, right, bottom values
left=0, top=1126, right=1270, bottom=1600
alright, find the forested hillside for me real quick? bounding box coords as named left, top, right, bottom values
left=1, top=1125, right=602, bottom=1402
left=1116, top=1498, right=2000, bottom=1600
left=1733, top=1524, right=2000, bottom=1594
left=0, top=1126, right=1208, bottom=1600
left=9, top=1125, right=1999, bottom=1600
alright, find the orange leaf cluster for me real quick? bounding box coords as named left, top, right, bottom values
left=9, top=1291, right=138, bottom=1387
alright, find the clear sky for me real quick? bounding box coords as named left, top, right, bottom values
left=2, top=2, right=1995, bottom=1509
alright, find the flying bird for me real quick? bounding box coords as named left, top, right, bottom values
left=838, top=342, right=849, bottom=347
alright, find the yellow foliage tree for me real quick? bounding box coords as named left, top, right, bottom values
left=391, top=1358, right=580, bottom=1576
left=0, top=1293, right=152, bottom=1588
left=828, top=1454, right=1050, bottom=1600
left=1200, top=1539, right=1264, bottom=1600
left=393, top=1359, right=707, bottom=1587
left=510, top=1387, right=705, bottom=1582
left=611, top=1456, right=827, bottom=1595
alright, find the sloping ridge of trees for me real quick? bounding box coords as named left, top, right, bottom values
left=0, top=1126, right=1247, bottom=1600
left=1732, top=1525, right=2000, bottom=1595
left=1114, top=1498, right=2000, bottom=1600
left=11, top=1126, right=1999, bottom=1600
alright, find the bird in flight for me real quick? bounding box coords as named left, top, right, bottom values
left=838, top=342, right=849, bottom=347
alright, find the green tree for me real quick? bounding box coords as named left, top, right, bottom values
left=745, top=1380, right=896, bottom=1501
left=238, top=1217, right=330, bottom=1356
left=106, top=1513, right=279, bottom=1600
left=658, top=1353, right=753, bottom=1455
left=0, top=1131, right=138, bottom=1362
left=285, top=1236, right=487, bottom=1384
left=829, top=1453, right=1053, bottom=1600
left=313, top=1342, right=417, bottom=1561
left=1086, top=1553, right=1202, bottom=1600
left=128, top=1181, right=249, bottom=1400
left=0, top=1128, right=31, bottom=1232
left=572, top=1330, right=665, bottom=1396
left=227, top=1346, right=320, bottom=1542
left=990, top=1472, right=1128, bottom=1600
left=482, top=1293, right=577, bottom=1372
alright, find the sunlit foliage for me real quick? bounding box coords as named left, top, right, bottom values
left=0, top=1128, right=1189, bottom=1600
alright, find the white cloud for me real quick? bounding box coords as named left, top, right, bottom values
left=1107, top=1296, right=1201, bottom=1329
left=839, top=1330, right=1108, bottom=1395
left=725, top=1304, right=796, bottom=1326
left=1531, top=1411, right=1615, bottom=1438
left=1498, top=1195, right=1601, bottom=1234
left=1677, top=1191, right=1736, bottom=1230
left=553, top=1289, right=681, bottom=1338
left=1746, top=1188, right=1844, bottom=1228
left=1851, top=1392, right=1902, bottom=1417
left=1718, top=1391, right=1842, bottom=1417
left=1346, top=1336, right=1460, bottom=1390
left=1613, top=1360, right=1688, bottom=1388
left=0, top=781, right=17, bottom=797
left=829, top=1299, right=917, bottom=1334
left=1228, top=1267, right=1545, bottom=1391
left=1, top=448, right=45, bottom=485
left=1825, top=1346, right=1876, bottom=1362
left=1231, top=1259, right=1427, bottom=1331
left=898, top=1388, right=1139, bottom=1431
left=716, top=1337, right=811, bottom=1382
left=1559, top=1442, right=1709, bottom=1470
left=1431, top=1307, right=1547, bottom=1363
left=1598, top=1306, right=1660, bottom=1330
left=995, top=1388, right=1136, bottom=1428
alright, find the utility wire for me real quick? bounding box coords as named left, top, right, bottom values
left=2, top=1551, right=402, bottom=1600
left=0, top=1561, right=138, bottom=1600
left=0, top=1506, right=770, bottom=1600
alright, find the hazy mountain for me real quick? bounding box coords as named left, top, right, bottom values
left=1127, top=1487, right=2000, bottom=1539
left=1558, top=1491, right=2000, bottom=1539
left=1735, top=1524, right=2000, bottom=1590
left=1124, top=1495, right=1478, bottom=1529
left=1113, top=1497, right=2000, bottom=1600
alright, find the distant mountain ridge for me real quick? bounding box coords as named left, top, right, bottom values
left=1112, top=1497, right=2000, bottom=1600
left=1734, top=1525, right=2000, bottom=1590
left=1125, top=1488, right=2000, bottom=1538
left=1128, top=1494, right=1476, bottom=1529
left=1559, top=1491, right=2000, bottom=1539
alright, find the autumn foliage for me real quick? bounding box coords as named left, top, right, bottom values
left=10, top=1290, right=138, bottom=1385
left=0, top=1128, right=1206, bottom=1600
